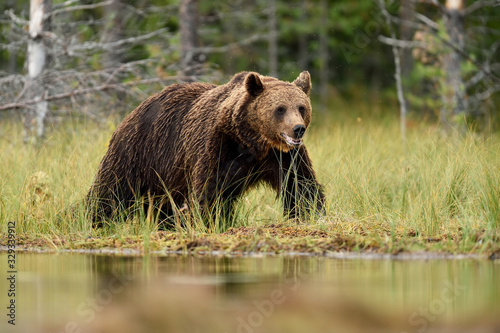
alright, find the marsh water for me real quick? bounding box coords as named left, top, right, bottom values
left=1, top=253, right=499, bottom=333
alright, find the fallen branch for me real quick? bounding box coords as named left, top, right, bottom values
left=464, top=0, right=500, bottom=15
left=53, top=0, right=79, bottom=9
left=378, top=36, right=427, bottom=49
left=5, top=9, right=29, bottom=26
left=0, top=78, right=172, bottom=111
left=48, top=1, right=114, bottom=19
left=66, top=28, right=170, bottom=56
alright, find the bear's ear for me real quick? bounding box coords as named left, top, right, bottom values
left=244, top=73, right=264, bottom=97
left=293, top=71, right=311, bottom=96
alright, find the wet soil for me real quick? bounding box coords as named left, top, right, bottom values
left=1, top=223, right=499, bottom=259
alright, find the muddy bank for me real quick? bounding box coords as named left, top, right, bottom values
left=1, top=224, right=499, bottom=259
left=0, top=246, right=493, bottom=260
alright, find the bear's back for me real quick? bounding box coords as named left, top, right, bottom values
left=111, top=82, right=216, bottom=146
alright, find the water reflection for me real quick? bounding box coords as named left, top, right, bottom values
left=1, top=253, right=499, bottom=333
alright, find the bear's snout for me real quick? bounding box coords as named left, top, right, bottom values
left=293, top=124, right=306, bottom=139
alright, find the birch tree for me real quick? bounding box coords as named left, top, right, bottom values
left=378, top=0, right=408, bottom=141
left=26, top=0, right=51, bottom=141
left=442, top=0, right=466, bottom=131
left=399, top=0, right=415, bottom=113
left=0, top=1, right=180, bottom=122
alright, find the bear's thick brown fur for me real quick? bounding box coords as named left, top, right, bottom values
left=86, top=71, right=324, bottom=226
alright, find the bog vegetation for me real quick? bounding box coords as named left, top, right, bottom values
left=1, top=102, right=499, bottom=255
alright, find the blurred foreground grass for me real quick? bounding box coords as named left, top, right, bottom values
left=1, top=104, right=499, bottom=255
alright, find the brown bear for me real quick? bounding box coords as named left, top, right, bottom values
left=86, top=71, right=324, bottom=226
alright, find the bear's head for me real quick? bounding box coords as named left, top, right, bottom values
left=235, top=71, right=312, bottom=155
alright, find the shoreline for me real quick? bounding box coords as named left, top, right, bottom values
left=0, top=245, right=496, bottom=260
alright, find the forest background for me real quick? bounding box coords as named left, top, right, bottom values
left=1, top=0, right=499, bottom=137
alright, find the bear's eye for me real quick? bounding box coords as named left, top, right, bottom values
left=298, top=106, right=306, bottom=116
left=275, top=106, right=286, bottom=116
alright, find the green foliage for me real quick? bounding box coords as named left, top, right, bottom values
left=2, top=0, right=498, bottom=127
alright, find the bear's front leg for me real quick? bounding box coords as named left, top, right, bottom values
left=268, top=146, right=325, bottom=220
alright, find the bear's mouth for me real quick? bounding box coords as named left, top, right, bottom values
left=280, top=133, right=303, bottom=147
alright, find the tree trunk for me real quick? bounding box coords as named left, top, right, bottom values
left=399, top=0, right=415, bottom=112
left=298, top=0, right=308, bottom=71
left=268, top=0, right=278, bottom=77
left=442, top=0, right=466, bottom=131
left=102, top=0, right=125, bottom=67
left=378, top=0, right=407, bottom=142
left=319, top=0, right=329, bottom=111
left=179, top=0, right=199, bottom=80
left=7, top=0, right=17, bottom=73
left=26, top=0, right=51, bottom=141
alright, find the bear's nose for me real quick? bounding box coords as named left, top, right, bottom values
left=293, top=124, right=306, bottom=139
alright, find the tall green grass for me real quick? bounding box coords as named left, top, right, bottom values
left=1, top=108, right=499, bottom=250
left=305, top=109, right=500, bottom=250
